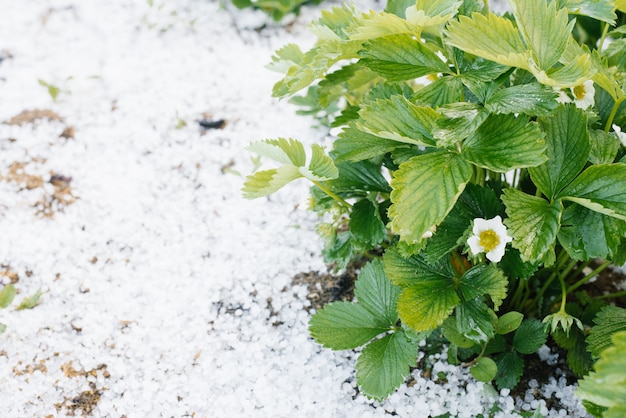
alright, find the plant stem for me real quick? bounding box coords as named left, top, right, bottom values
left=536, top=251, right=572, bottom=302
left=463, top=342, right=488, bottom=368
left=598, top=21, right=610, bottom=54
left=604, top=96, right=626, bottom=132
left=312, top=180, right=351, bottom=209
left=557, top=273, right=568, bottom=314
left=596, top=289, right=626, bottom=300
left=566, top=260, right=612, bottom=294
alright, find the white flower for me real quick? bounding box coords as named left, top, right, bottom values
left=554, top=87, right=572, bottom=104
left=467, top=216, right=512, bottom=263
left=571, top=80, right=595, bottom=110
left=613, top=124, right=626, bottom=147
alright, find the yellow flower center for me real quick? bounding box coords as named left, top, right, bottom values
left=479, top=230, right=500, bottom=252
left=573, top=84, right=586, bottom=100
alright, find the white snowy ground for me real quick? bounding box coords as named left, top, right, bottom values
left=0, top=1, right=590, bottom=417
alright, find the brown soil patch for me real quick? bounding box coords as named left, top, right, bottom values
left=54, top=362, right=109, bottom=417
left=290, top=258, right=366, bottom=311
left=1, top=160, right=76, bottom=217
left=3, top=109, right=64, bottom=126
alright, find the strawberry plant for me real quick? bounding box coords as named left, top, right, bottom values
left=244, top=0, right=626, bottom=412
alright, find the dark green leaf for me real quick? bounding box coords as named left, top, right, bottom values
left=329, top=160, right=391, bottom=193
left=458, top=264, right=508, bottom=311
left=513, top=318, right=548, bottom=354
left=356, top=331, right=417, bottom=401
left=456, top=298, right=496, bottom=343
left=495, top=352, right=524, bottom=389
left=414, top=76, right=464, bottom=107
left=502, top=190, right=560, bottom=265
left=553, top=327, right=593, bottom=376
left=322, top=230, right=354, bottom=270
left=350, top=199, right=388, bottom=250
left=503, top=188, right=562, bottom=264
left=587, top=305, right=626, bottom=358
left=589, top=129, right=620, bottom=165
left=462, top=114, right=546, bottom=172
left=309, top=301, right=390, bottom=350
left=559, top=164, right=626, bottom=221
left=354, top=259, right=400, bottom=326
left=529, top=105, right=590, bottom=200
left=383, top=245, right=455, bottom=288
left=334, top=125, right=410, bottom=163
left=389, top=151, right=472, bottom=244
left=558, top=203, right=626, bottom=261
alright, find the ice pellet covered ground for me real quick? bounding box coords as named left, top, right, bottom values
left=0, top=0, right=590, bottom=416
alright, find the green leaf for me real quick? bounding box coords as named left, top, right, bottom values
left=459, top=57, right=510, bottom=83
left=553, top=327, right=593, bottom=376
left=0, top=323, right=5, bottom=334
left=564, top=0, right=617, bottom=24
left=0, top=284, right=16, bottom=309
left=354, top=259, right=401, bottom=325
left=589, top=129, right=620, bottom=165
left=445, top=13, right=530, bottom=69
left=559, top=164, right=626, bottom=221
left=359, top=34, right=450, bottom=81
left=470, top=357, right=497, bottom=382
left=502, top=188, right=562, bottom=264
left=389, top=151, right=472, bottom=244
left=414, top=76, right=464, bottom=107
left=495, top=352, right=524, bottom=389
left=496, top=311, right=524, bottom=335
left=16, top=288, right=43, bottom=310
left=383, top=245, right=455, bottom=287
left=456, top=298, right=496, bottom=343
left=309, top=301, right=390, bottom=350
left=458, top=264, right=508, bottom=311
left=243, top=139, right=338, bottom=198
left=304, top=144, right=340, bottom=181
left=587, top=305, right=626, bottom=358
left=529, top=105, right=590, bottom=200
left=38, top=79, right=60, bottom=101
left=355, top=95, right=440, bottom=146
left=334, top=125, right=410, bottom=162
left=513, top=318, right=548, bottom=354
left=433, top=103, right=490, bottom=147
left=392, top=254, right=459, bottom=332
left=267, top=43, right=305, bottom=73
left=242, top=166, right=302, bottom=198
left=322, top=230, right=354, bottom=270
left=558, top=203, right=626, bottom=261
left=462, top=114, right=546, bottom=172
left=510, top=0, right=573, bottom=70
left=442, top=316, right=475, bottom=348
left=423, top=183, right=503, bottom=263
left=350, top=199, right=388, bottom=250
left=356, top=331, right=417, bottom=401
left=529, top=53, right=594, bottom=88
left=329, top=160, right=391, bottom=193
left=484, top=83, right=559, bottom=116
left=577, top=331, right=626, bottom=415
